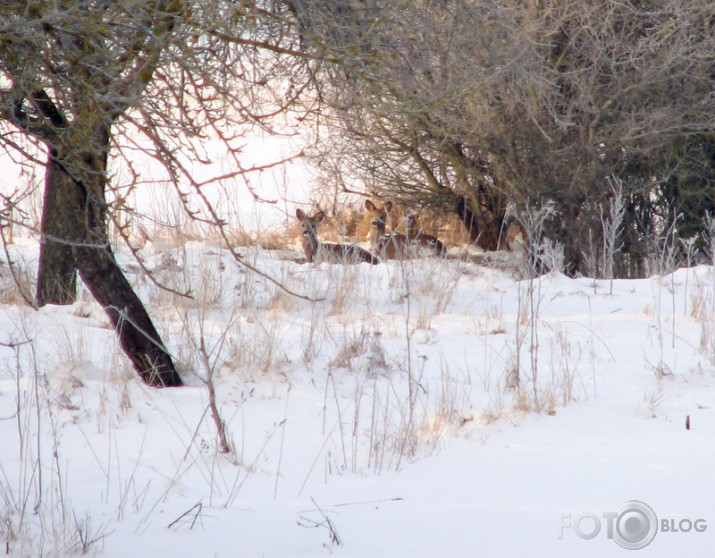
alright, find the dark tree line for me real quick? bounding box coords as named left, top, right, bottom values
left=292, top=0, right=715, bottom=276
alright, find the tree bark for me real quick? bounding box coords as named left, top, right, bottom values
left=50, top=129, right=182, bottom=388
left=74, top=242, right=182, bottom=387
left=455, top=195, right=506, bottom=251
left=36, top=149, right=79, bottom=306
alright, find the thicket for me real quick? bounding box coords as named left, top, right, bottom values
left=293, top=0, right=715, bottom=277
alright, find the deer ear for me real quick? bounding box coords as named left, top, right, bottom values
left=314, top=210, right=325, bottom=222
left=385, top=201, right=393, bottom=212
left=365, top=199, right=375, bottom=211
left=295, top=208, right=305, bottom=219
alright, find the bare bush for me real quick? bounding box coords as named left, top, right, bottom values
left=295, top=0, right=715, bottom=276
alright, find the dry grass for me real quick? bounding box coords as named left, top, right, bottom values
left=0, top=256, right=35, bottom=306
left=227, top=227, right=290, bottom=250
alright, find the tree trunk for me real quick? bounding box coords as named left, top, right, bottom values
left=49, top=130, right=182, bottom=388
left=36, top=149, right=79, bottom=306
left=455, top=195, right=505, bottom=251
left=74, top=242, right=182, bottom=387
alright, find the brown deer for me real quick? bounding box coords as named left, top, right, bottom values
left=503, top=219, right=527, bottom=252
left=405, top=212, right=448, bottom=256
left=295, top=208, right=379, bottom=264
left=365, top=200, right=446, bottom=259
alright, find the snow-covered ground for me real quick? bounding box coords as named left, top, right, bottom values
left=1, top=232, right=714, bottom=556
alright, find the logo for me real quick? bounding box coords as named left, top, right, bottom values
left=559, top=500, right=707, bottom=550
left=609, top=501, right=658, bottom=550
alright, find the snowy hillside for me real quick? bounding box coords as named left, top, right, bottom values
left=1, top=237, right=714, bottom=556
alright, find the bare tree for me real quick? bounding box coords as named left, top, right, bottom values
left=0, top=1, right=316, bottom=386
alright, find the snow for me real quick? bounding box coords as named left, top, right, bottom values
left=1, top=228, right=715, bottom=557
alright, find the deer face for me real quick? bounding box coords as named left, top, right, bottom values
left=296, top=208, right=324, bottom=235
left=295, top=208, right=326, bottom=260
left=365, top=200, right=391, bottom=236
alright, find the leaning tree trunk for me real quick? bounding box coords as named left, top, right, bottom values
left=54, top=129, right=182, bottom=388
left=74, top=243, right=181, bottom=387
left=36, top=148, right=80, bottom=306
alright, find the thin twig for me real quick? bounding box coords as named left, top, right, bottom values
left=167, top=502, right=203, bottom=530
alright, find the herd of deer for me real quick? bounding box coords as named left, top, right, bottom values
left=295, top=200, right=524, bottom=265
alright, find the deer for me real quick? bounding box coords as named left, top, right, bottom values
left=404, top=212, right=448, bottom=256
left=365, top=200, right=447, bottom=259
left=295, top=208, right=379, bottom=265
